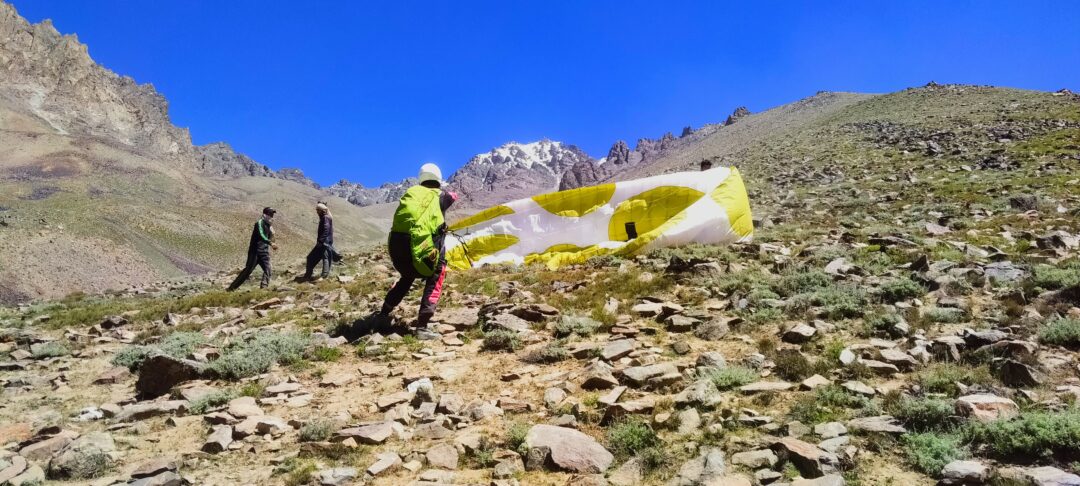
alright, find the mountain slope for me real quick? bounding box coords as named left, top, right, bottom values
left=447, top=140, right=594, bottom=211
left=0, top=1, right=382, bottom=302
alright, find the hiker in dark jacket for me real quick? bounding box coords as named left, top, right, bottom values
left=379, top=163, right=457, bottom=335
left=303, top=202, right=335, bottom=279
left=228, top=207, right=278, bottom=290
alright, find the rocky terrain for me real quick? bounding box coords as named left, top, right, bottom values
left=3, top=1, right=1080, bottom=485
left=2, top=81, right=1079, bottom=485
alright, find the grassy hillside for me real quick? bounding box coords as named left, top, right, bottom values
left=0, top=102, right=384, bottom=302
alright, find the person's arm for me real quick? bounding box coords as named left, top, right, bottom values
left=439, top=190, right=458, bottom=214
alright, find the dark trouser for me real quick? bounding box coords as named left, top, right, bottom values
left=228, top=249, right=271, bottom=290
left=380, top=232, right=447, bottom=326
left=304, top=243, right=332, bottom=278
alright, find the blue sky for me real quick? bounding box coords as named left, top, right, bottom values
left=11, top=1, right=1080, bottom=187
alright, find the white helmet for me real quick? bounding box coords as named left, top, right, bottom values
left=418, top=163, right=443, bottom=186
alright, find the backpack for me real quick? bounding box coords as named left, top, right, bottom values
left=390, top=185, right=445, bottom=276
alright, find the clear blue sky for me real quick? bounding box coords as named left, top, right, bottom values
left=11, top=1, right=1080, bottom=187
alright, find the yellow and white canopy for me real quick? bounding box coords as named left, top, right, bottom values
left=445, top=166, right=753, bottom=269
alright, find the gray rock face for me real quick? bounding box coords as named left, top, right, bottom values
left=845, top=416, right=906, bottom=434
left=202, top=425, right=232, bottom=453
left=135, top=354, right=206, bottom=399
left=792, top=475, right=846, bottom=486
left=524, top=425, right=613, bottom=473
left=730, top=449, right=778, bottom=468
left=324, top=178, right=414, bottom=207
left=336, top=421, right=394, bottom=444
left=671, top=446, right=727, bottom=485
left=955, top=394, right=1019, bottom=422
left=940, top=460, right=989, bottom=485
left=449, top=140, right=595, bottom=210
left=621, top=362, right=682, bottom=389
left=426, top=442, right=459, bottom=470
left=772, top=437, right=837, bottom=478
left=316, top=467, right=358, bottom=485
left=48, top=432, right=116, bottom=479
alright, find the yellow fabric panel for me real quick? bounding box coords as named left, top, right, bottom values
left=615, top=210, right=690, bottom=257
left=709, top=168, right=753, bottom=238
left=607, top=186, right=704, bottom=241
left=532, top=183, right=616, bottom=217
left=446, top=234, right=520, bottom=270
left=448, top=205, right=514, bottom=231
left=525, top=243, right=611, bottom=269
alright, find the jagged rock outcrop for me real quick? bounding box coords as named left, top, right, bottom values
left=724, top=106, right=751, bottom=126
left=325, top=178, right=415, bottom=207
left=448, top=140, right=594, bottom=209
left=0, top=2, right=192, bottom=157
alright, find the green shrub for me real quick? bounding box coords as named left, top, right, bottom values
left=1038, top=318, right=1080, bottom=348
left=788, top=385, right=871, bottom=424
left=880, top=278, right=926, bottom=303
left=922, top=307, right=967, bottom=323
left=917, top=364, right=993, bottom=397
left=112, top=331, right=207, bottom=371
left=482, top=330, right=521, bottom=352
left=706, top=366, right=758, bottom=391
left=31, top=341, right=69, bottom=359
left=306, top=346, right=343, bottom=362
left=903, top=432, right=968, bottom=476
left=606, top=418, right=661, bottom=460
left=746, top=287, right=782, bottom=306
left=188, top=389, right=237, bottom=415
left=526, top=340, right=570, bottom=363
left=554, top=315, right=601, bottom=338
left=637, top=445, right=674, bottom=473
left=776, top=270, right=833, bottom=296
left=1030, top=262, right=1080, bottom=290
left=772, top=349, right=815, bottom=381
left=786, top=286, right=866, bottom=319
left=864, top=313, right=905, bottom=337
left=299, top=420, right=335, bottom=442
left=890, top=397, right=955, bottom=431
left=506, top=422, right=531, bottom=455
left=207, top=331, right=311, bottom=380
left=963, top=409, right=1080, bottom=460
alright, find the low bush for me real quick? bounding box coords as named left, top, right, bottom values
left=772, top=349, right=816, bottom=381
left=863, top=312, right=906, bottom=337
left=506, top=422, right=531, bottom=455
left=482, top=330, right=522, bottom=352
left=786, top=286, right=866, bottom=319
left=705, top=366, right=758, bottom=391
left=554, top=315, right=601, bottom=338
left=299, top=420, right=335, bottom=442
left=207, top=331, right=311, bottom=380
left=776, top=270, right=833, bottom=297
left=31, top=341, right=69, bottom=359
left=788, top=385, right=871, bottom=424
left=187, top=389, right=237, bottom=415
left=880, top=278, right=926, bottom=303
left=1038, top=318, right=1080, bottom=348
left=903, top=432, right=968, bottom=476
left=606, top=418, right=661, bottom=460
left=112, top=331, right=206, bottom=371
left=963, top=409, right=1080, bottom=460
left=1029, top=262, right=1080, bottom=290
left=525, top=340, right=571, bottom=363
left=889, top=397, right=955, bottom=431
left=917, top=364, right=994, bottom=396
left=306, top=346, right=343, bottom=362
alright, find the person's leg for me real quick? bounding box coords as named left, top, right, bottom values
left=258, top=252, right=272, bottom=288
left=320, top=245, right=332, bottom=278
left=417, top=258, right=447, bottom=327
left=380, top=275, right=415, bottom=315
left=227, top=251, right=258, bottom=291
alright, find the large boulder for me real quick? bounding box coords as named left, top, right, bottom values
left=48, top=432, right=116, bottom=479
left=136, top=354, right=206, bottom=398
left=523, top=425, right=613, bottom=473
left=955, top=394, right=1019, bottom=422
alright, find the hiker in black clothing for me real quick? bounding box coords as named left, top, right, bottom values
left=303, top=202, right=336, bottom=280
left=227, top=207, right=278, bottom=290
